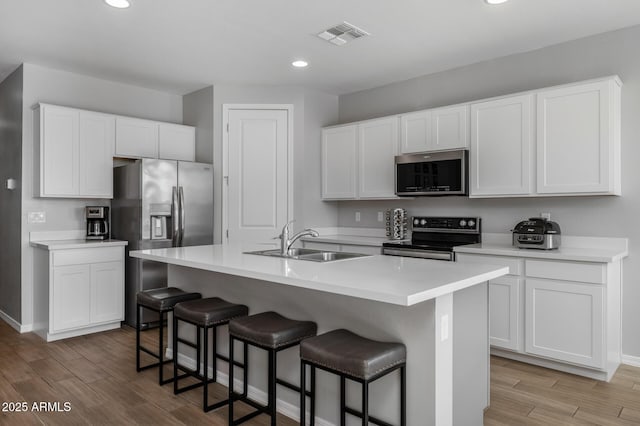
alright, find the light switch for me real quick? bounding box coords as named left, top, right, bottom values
left=6, top=178, right=16, bottom=190
left=355, top=212, right=361, bottom=222
left=377, top=211, right=384, bottom=222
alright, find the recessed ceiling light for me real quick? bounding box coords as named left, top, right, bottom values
left=105, top=0, right=130, bottom=9
left=292, top=60, right=308, bottom=68
left=485, top=0, right=509, bottom=4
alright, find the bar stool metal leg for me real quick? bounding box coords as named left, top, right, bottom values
left=136, top=304, right=141, bottom=371
left=158, top=310, right=165, bottom=385
left=203, top=323, right=209, bottom=410
left=310, top=366, right=316, bottom=426
left=300, top=361, right=306, bottom=426
left=362, top=381, right=369, bottom=426
left=340, top=376, right=346, bottom=426
left=229, top=335, right=235, bottom=423
left=400, top=366, right=406, bottom=426
left=268, top=350, right=277, bottom=426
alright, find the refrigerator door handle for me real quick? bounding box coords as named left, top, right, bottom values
left=179, top=186, right=185, bottom=246
left=172, top=186, right=179, bottom=246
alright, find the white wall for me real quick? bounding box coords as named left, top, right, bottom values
left=211, top=85, right=338, bottom=243
left=0, top=65, right=23, bottom=323
left=337, top=25, right=640, bottom=358
left=183, top=85, right=214, bottom=164
left=19, top=63, right=183, bottom=327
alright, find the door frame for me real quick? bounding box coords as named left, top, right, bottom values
left=222, top=104, right=294, bottom=244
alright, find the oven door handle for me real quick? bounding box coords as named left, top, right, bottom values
left=383, top=248, right=454, bottom=261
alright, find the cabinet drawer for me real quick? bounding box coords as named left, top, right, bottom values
left=525, top=259, right=605, bottom=284
left=456, top=254, right=522, bottom=275
left=53, top=247, right=123, bottom=267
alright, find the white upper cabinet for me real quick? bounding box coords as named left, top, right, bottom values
left=431, top=105, right=470, bottom=151
left=400, top=105, right=469, bottom=154
left=79, top=111, right=114, bottom=198
left=36, top=104, right=114, bottom=198
left=358, top=117, right=398, bottom=198
left=400, top=110, right=431, bottom=154
left=115, top=117, right=196, bottom=161
left=115, top=117, right=158, bottom=159
left=536, top=78, right=621, bottom=195
left=38, top=105, right=80, bottom=197
left=158, top=123, right=196, bottom=161
left=322, top=117, right=399, bottom=200
left=322, top=125, right=358, bottom=199
left=470, top=94, right=534, bottom=197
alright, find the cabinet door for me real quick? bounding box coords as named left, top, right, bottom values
left=41, top=105, right=80, bottom=196
left=489, top=277, right=522, bottom=351
left=79, top=112, right=115, bottom=198
left=52, top=265, right=91, bottom=331
left=537, top=79, right=620, bottom=195
left=358, top=117, right=398, bottom=198
left=90, top=261, right=124, bottom=324
left=525, top=279, right=604, bottom=368
left=431, top=105, right=469, bottom=151
left=158, top=123, right=195, bottom=161
left=470, top=94, right=533, bottom=197
left=322, top=125, right=357, bottom=199
left=115, top=117, right=158, bottom=158
left=400, top=110, right=431, bottom=154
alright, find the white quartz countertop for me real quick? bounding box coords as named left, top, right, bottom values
left=129, top=243, right=507, bottom=306
left=301, top=234, right=405, bottom=247
left=30, top=239, right=128, bottom=250
left=454, top=242, right=627, bottom=263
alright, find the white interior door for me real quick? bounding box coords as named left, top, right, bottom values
left=226, top=108, right=289, bottom=244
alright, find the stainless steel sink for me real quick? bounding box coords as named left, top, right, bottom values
left=244, top=248, right=370, bottom=262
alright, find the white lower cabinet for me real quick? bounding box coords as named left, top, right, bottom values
left=489, top=277, right=522, bottom=351
left=34, top=245, right=125, bottom=342
left=456, top=252, right=621, bottom=381
left=52, top=265, right=92, bottom=331
left=525, top=279, right=604, bottom=369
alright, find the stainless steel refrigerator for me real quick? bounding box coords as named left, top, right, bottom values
left=112, top=159, right=213, bottom=327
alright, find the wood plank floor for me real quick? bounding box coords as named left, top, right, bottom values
left=2, top=320, right=640, bottom=425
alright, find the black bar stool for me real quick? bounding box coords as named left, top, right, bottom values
left=300, top=329, right=407, bottom=426
left=136, top=287, right=201, bottom=385
left=228, top=311, right=318, bottom=426
left=172, top=297, right=249, bottom=412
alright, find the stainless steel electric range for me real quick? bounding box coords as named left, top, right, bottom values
left=382, top=216, right=481, bottom=261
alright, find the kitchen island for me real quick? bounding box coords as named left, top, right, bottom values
left=130, top=243, right=508, bottom=426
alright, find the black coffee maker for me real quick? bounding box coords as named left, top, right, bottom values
left=86, top=206, right=109, bottom=240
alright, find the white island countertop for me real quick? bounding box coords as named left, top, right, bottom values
left=129, top=243, right=508, bottom=306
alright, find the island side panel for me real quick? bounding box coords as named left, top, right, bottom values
left=169, top=264, right=439, bottom=425
left=453, top=282, right=490, bottom=426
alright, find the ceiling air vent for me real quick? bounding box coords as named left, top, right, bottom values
left=317, top=22, right=370, bottom=46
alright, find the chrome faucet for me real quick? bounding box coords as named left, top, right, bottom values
left=277, top=220, right=319, bottom=256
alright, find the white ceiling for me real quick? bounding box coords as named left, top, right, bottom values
left=1, top=0, right=640, bottom=95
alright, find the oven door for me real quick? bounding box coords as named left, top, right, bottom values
left=382, top=247, right=454, bottom=261
left=395, top=150, right=467, bottom=196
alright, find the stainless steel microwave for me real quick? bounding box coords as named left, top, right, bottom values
left=395, top=150, right=467, bottom=196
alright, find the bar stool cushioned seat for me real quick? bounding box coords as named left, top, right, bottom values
left=228, top=311, right=318, bottom=425
left=137, top=287, right=202, bottom=311
left=135, top=287, right=201, bottom=386
left=300, top=329, right=407, bottom=426
left=229, top=311, right=317, bottom=349
left=174, top=297, right=249, bottom=327
left=173, top=297, right=249, bottom=413
left=300, top=328, right=406, bottom=380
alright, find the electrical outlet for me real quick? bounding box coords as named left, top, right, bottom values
left=441, top=314, right=449, bottom=342
left=541, top=212, right=551, bottom=220
left=28, top=211, right=46, bottom=224
left=377, top=211, right=383, bottom=222
left=355, top=211, right=361, bottom=222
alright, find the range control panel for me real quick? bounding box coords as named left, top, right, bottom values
left=411, top=216, right=481, bottom=233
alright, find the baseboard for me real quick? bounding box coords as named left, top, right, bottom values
left=622, top=354, right=640, bottom=368
left=0, top=309, right=32, bottom=333
left=166, top=348, right=334, bottom=426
